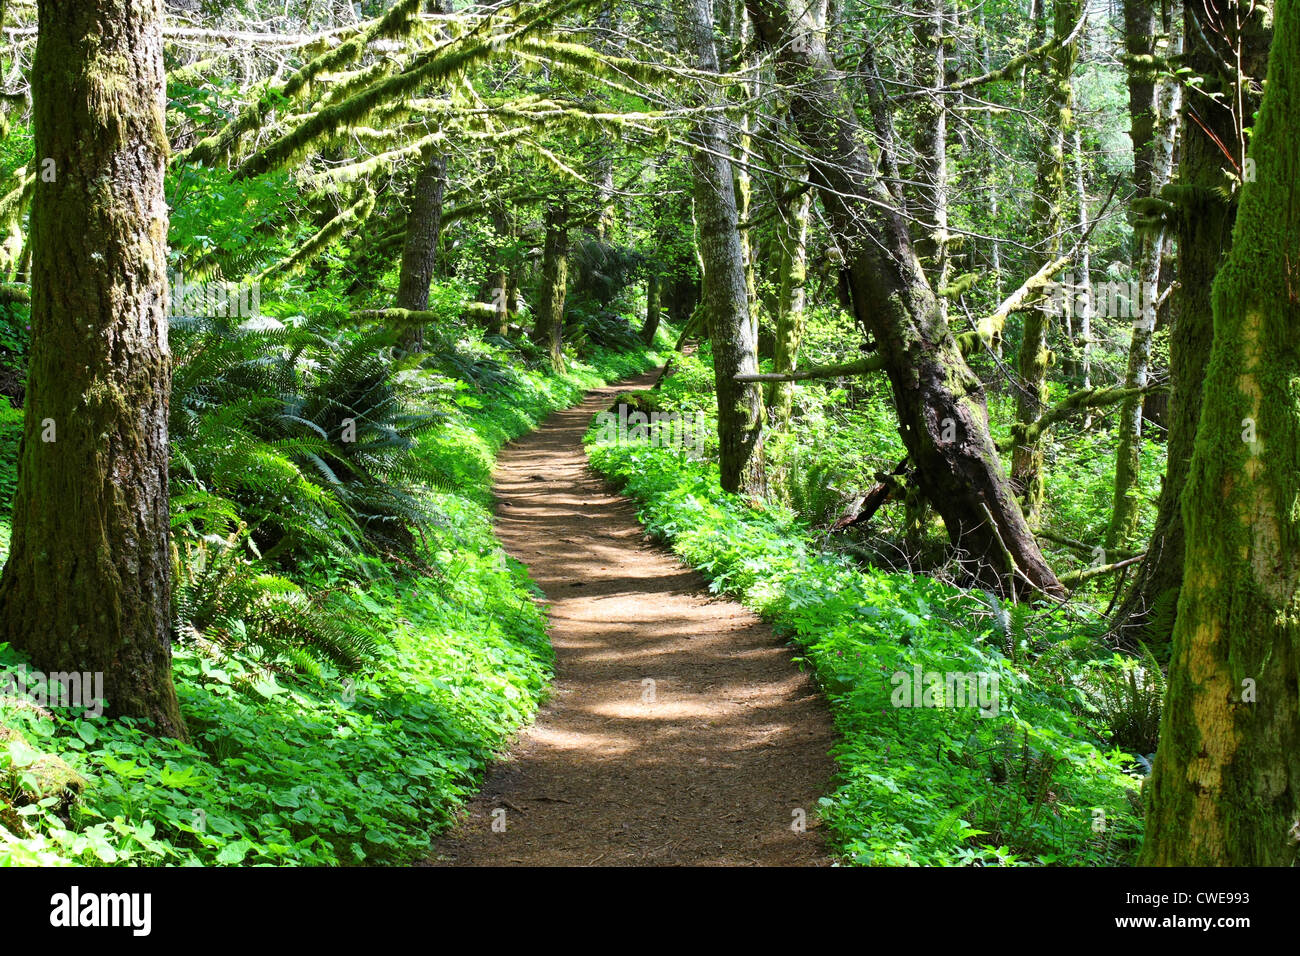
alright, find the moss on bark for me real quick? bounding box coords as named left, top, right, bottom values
left=0, top=0, right=186, bottom=739
left=1140, top=0, right=1300, bottom=864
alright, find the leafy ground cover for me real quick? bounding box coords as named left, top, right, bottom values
left=587, top=358, right=1148, bottom=866
left=0, top=334, right=663, bottom=866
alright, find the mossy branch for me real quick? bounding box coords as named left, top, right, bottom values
left=1058, top=554, right=1145, bottom=587
left=0, top=281, right=29, bottom=304
left=999, top=383, right=1167, bottom=450
left=350, top=307, right=445, bottom=326
left=894, top=12, right=1087, bottom=100
left=256, top=191, right=375, bottom=283
left=956, top=254, right=1073, bottom=352
left=734, top=354, right=884, bottom=383
left=233, top=0, right=596, bottom=180
left=178, top=0, right=424, bottom=169
left=1036, top=528, right=1138, bottom=561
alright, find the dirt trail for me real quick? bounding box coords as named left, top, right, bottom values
left=428, top=368, right=837, bottom=866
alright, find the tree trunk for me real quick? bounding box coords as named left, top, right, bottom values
left=676, top=0, right=766, bottom=496
left=911, top=0, right=950, bottom=312
left=1121, top=0, right=1158, bottom=200
left=734, top=7, right=759, bottom=336
left=977, top=14, right=1004, bottom=306
left=490, top=201, right=512, bottom=336
left=532, top=203, right=569, bottom=374
left=0, top=0, right=185, bottom=738
left=394, top=151, right=446, bottom=349
left=593, top=152, right=615, bottom=241
left=745, top=0, right=1063, bottom=595
left=861, top=42, right=905, bottom=206
left=1107, top=14, right=1182, bottom=552
left=642, top=272, right=662, bottom=344
left=769, top=186, right=810, bottom=427
left=1012, top=0, right=1080, bottom=528
left=1112, top=0, right=1272, bottom=646
left=1072, top=126, right=1091, bottom=395
left=393, top=0, right=453, bottom=352
left=1140, top=0, right=1300, bottom=863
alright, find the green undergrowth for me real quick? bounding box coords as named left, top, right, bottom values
left=0, top=336, right=663, bottom=866
left=586, top=397, right=1145, bottom=866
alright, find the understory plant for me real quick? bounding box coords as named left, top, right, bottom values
left=588, top=381, right=1147, bottom=866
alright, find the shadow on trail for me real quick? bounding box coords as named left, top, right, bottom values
left=427, top=368, right=837, bottom=867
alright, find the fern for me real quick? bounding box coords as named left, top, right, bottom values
left=172, top=531, right=378, bottom=670
left=170, top=316, right=450, bottom=566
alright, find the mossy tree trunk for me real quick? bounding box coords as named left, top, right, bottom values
left=394, top=151, right=446, bottom=349
left=1107, top=3, right=1183, bottom=553
left=532, top=203, right=569, bottom=374
left=1140, top=0, right=1300, bottom=864
left=676, top=0, right=766, bottom=496
left=641, top=272, right=661, bottom=345
left=0, top=0, right=185, bottom=738
left=1012, top=0, right=1079, bottom=527
left=769, top=186, right=810, bottom=428
left=1112, top=0, right=1272, bottom=646
left=746, top=0, right=1062, bottom=595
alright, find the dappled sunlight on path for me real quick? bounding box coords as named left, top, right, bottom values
left=427, top=369, right=836, bottom=866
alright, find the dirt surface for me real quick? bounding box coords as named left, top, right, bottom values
left=428, top=368, right=838, bottom=866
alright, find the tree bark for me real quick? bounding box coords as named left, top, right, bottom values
left=1140, top=0, right=1300, bottom=863
left=1112, top=0, right=1273, bottom=646
left=0, top=0, right=185, bottom=738
left=1012, top=0, right=1080, bottom=527
left=745, top=0, right=1062, bottom=595
left=394, top=151, right=446, bottom=347
left=769, top=185, right=810, bottom=427
left=490, top=200, right=512, bottom=336
left=911, top=0, right=950, bottom=313
left=1071, top=125, right=1091, bottom=394
left=676, top=0, right=765, bottom=496
left=641, top=271, right=662, bottom=344
left=532, top=203, right=569, bottom=374
left=1107, top=11, right=1183, bottom=552
left=393, top=0, right=453, bottom=351
left=1121, top=0, right=1158, bottom=200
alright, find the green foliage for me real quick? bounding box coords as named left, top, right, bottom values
left=0, top=545, right=552, bottom=866
left=1073, top=648, right=1164, bottom=759
left=172, top=530, right=379, bottom=671
left=0, top=398, right=19, bottom=515
left=0, top=119, right=32, bottom=168
left=0, top=301, right=28, bottom=357
left=0, top=333, right=661, bottom=866
left=167, top=165, right=297, bottom=280
left=588, top=410, right=1145, bottom=866
left=170, top=317, right=448, bottom=569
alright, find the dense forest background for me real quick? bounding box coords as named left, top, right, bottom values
left=0, top=0, right=1295, bottom=868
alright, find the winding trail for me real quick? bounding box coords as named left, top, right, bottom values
left=428, top=368, right=837, bottom=866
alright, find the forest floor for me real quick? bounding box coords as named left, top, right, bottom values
left=427, top=369, right=837, bottom=866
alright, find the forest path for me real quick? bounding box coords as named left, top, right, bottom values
left=426, top=367, right=837, bottom=866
